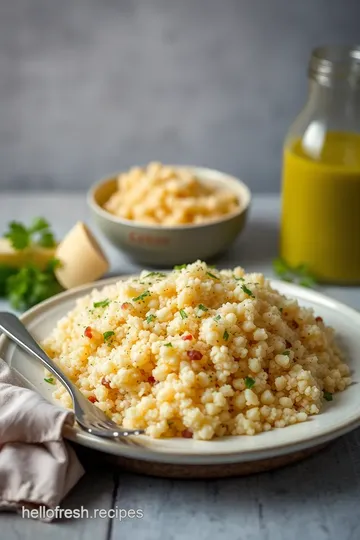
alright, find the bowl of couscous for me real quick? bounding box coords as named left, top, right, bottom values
left=87, top=163, right=251, bottom=265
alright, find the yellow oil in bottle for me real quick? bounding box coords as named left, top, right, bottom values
left=281, top=131, right=360, bottom=283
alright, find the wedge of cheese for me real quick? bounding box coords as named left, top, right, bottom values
left=55, top=222, right=109, bottom=289
left=0, top=238, right=57, bottom=269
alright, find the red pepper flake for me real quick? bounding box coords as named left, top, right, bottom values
left=88, top=396, right=98, bottom=403
left=285, top=340, right=292, bottom=349
left=182, top=334, right=193, bottom=341
left=84, top=326, right=93, bottom=339
left=182, top=429, right=193, bottom=438
left=316, top=316, right=323, bottom=323
left=121, top=302, right=132, bottom=310
left=101, top=377, right=111, bottom=388
left=147, top=376, right=156, bottom=384
left=187, top=350, right=203, bottom=361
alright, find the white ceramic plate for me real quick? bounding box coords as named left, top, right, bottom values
left=0, top=277, right=359, bottom=466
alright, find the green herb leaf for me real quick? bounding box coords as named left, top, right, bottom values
left=0, top=265, right=18, bottom=297
left=93, top=299, right=110, bottom=308
left=4, top=217, right=57, bottom=251
left=241, top=284, right=254, bottom=297
left=198, top=304, right=208, bottom=311
left=132, top=290, right=150, bottom=302
left=37, top=231, right=56, bottom=248
left=279, top=307, right=283, bottom=313
left=44, top=377, right=55, bottom=385
left=299, top=276, right=317, bottom=288
left=323, top=391, right=333, bottom=402
left=146, top=314, right=156, bottom=323
left=179, top=309, right=188, bottom=319
left=103, top=331, right=115, bottom=342
left=283, top=350, right=291, bottom=356
left=206, top=271, right=219, bottom=280
left=30, top=217, right=51, bottom=233
left=4, top=222, right=30, bottom=250
left=272, top=257, right=292, bottom=279
left=145, top=272, right=166, bottom=278
left=174, top=264, right=187, bottom=270
left=296, top=263, right=312, bottom=276
left=245, top=376, right=255, bottom=389
left=234, top=276, right=245, bottom=281
left=164, top=342, right=173, bottom=347
left=213, top=315, right=221, bottom=321
left=31, top=217, right=56, bottom=248
left=6, top=259, right=63, bottom=310
left=223, top=329, right=229, bottom=341
left=272, top=258, right=317, bottom=289
left=46, top=258, right=61, bottom=272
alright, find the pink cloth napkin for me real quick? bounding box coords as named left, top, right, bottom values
left=0, top=358, right=84, bottom=518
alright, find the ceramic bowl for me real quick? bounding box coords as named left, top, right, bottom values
left=87, top=166, right=251, bottom=265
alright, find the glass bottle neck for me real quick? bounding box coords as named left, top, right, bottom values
left=307, top=79, right=360, bottom=129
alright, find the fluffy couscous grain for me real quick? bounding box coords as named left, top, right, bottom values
left=42, top=261, right=351, bottom=440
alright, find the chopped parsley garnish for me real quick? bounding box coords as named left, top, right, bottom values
left=93, top=299, right=110, bottom=308
left=174, top=264, right=187, bottom=270
left=213, top=315, right=221, bottom=321
left=44, top=377, right=55, bottom=385
left=223, top=330, right=229, bottom=341
left=179, top=309, right=188, bottom=319
left=145, top=272, right=166, bottom=278
left=279, top=307, right=283, bottom=313
left=198, top=304, right=209, bottom=311
left=164, top=342, right=173, bottom=347
left=132, top=290, right=150, bottom=302
left=245, top=376, right=255, bottom=389
left=103, top=331, right=115, bottom=342
left=234, top=276, right=245, bottom=281
left=206, top=271, right=219, bottom=280
left=323, top=391, right=333, bottom=402
left=146, top=314, right=156, bottom=323
left=241, top=284, right=254, bottom=297
left=283, top=350, right=291, bottom=356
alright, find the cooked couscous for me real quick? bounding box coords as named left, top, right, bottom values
left=42, top=261, right=351, bottom=440
left=103, top=162, right=239, bottom=225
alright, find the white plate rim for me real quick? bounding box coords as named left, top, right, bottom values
left=1, top=275, right=360, bottom=466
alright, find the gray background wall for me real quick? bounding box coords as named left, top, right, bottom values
left=1, top=0, right=359, bottom=193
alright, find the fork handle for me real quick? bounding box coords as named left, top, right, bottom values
left=0, top=312, right=75, bottom=397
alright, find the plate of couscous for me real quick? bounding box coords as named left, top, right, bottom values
left=1, top=261, right=359, bottom=475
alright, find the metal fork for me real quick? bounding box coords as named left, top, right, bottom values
left=0, top=312, right=144, bottom=439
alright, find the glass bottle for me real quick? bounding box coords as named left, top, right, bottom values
left=281, top=45, right=360, bottom=284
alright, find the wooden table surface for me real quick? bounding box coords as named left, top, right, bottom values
left=1, top=192, right=360, bottom=540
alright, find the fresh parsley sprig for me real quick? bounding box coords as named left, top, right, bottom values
left=272, top=258, right=317, bottom=288
left=4, top=217, right=56, bottom=250
left=6, top=258, right=63, bottom=310
left=0, top=218, right=62, bottom=310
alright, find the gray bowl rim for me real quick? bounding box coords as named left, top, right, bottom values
left=87, top=165, right=252, bottom=232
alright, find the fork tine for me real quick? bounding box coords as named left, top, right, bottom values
left=87, top=425, right=145, bottom=446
